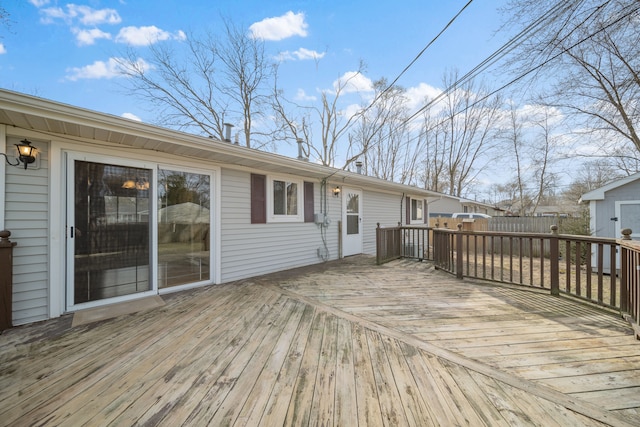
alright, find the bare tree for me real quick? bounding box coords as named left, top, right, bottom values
left=347, top=79, right=423, bottom=183
left=119, top=20, right=274, bottom=148
left=272, top=64, right=367, bottom=167
left=426, top=71, right=503, bottom=197
left=529, top=109, right=561, bottom=214
left=497, top=104, right=531, bottom=213
left=500, top=0, right=640, bottom=157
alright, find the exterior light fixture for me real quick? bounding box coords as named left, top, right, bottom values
left=333, top=186, right=341, bottom=197
left=1, top=139, right=37, bottom=170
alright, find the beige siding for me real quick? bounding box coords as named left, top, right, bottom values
left=219, top=168, right=340, bottom=283
left=5, top=138, right=49, bottom=325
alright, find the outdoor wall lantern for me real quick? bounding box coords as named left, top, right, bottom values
left=333, top=186, right=341, bottom=197
left=1, top=139, right=37, bottom=170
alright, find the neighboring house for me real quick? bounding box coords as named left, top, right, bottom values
left=429, top=194, right=500, bottom=217
left=0, top=90, right=440, bottom=326
left=580, top=172, right=640, bottom=273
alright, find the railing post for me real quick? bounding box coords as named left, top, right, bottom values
left=0, top=230, right=17, bottom=331
left=376, top=223, right=381, bottom=265
left=456, top=223, right=463, bottom=279
left=549, top=225, right=559, bottom=296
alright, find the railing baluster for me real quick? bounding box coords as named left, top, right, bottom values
left=597, top=243, right=604, bottom=304
left=610, top=242, right=617, bottom=307
left=575, top=241, right=581, bottom=297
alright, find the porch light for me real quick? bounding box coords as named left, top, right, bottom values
left=333, top=186, right=341, bottom=197
left=1, top=139, right=37, bottom=170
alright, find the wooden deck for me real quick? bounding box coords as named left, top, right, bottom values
left=2, top=256, right=640, bottom=426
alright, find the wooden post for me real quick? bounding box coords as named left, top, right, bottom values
left=376, top=223, right=381, bottom=265
left=549, top=225, right=559, bottom=296
left=0, top=230, right=17, bottom=331
left=456, top=223, right=463, bottom=279
left=620, top=228, right=632, bottom=314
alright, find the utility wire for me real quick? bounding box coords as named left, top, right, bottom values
left=350, top=0, right=638, bottom=168
left=343, top=0, right=575, bottom=167
left=357, top=0, right=475, bottom=119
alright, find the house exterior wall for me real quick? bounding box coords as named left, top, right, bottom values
left=5, top=137, right=49, bottom=325
left=429, top=197, right=461, bottom=216
left=219, top=168, right=342, bottom=283
left=362, top=190, right=403, bottom=254
left=2, top=125, right=430, bottom=327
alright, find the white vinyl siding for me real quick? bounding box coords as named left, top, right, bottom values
left=220, top=168, right=340, bottom=283
left=5, top=138, right=49, bottom=325
left=362, top=190, right=402, bottom=255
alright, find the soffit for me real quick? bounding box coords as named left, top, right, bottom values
left=0, top=89, right=440, bottom=197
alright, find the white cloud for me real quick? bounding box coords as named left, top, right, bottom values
left=333, top=71, right=373, bottom=94
left=115, top=26, right=185, bottom=46
left=405, top=82, right=441, bottom=110
left=121, top=112, right=142, bottom=121
left=65, top=57, right=150, bottom=81
left=0, top=43, right=6, bottom=54
left=40, top=5, right=121, bottom=25
left=278, top=48, right=325, bottom=61
left=250, top=11, right=308, bottom=41
left=29, top=0, right=50, bottom=7
left=72, top=27, right=112, bottom=46
left=294, top=89, right=316, bottom=102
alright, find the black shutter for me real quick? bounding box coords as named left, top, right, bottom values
left=304, top=181, right=314, bottom=223
left=251, top=174, right=266, bottom=224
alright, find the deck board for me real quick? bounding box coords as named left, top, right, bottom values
left=1, top=256, right=640, bottom=426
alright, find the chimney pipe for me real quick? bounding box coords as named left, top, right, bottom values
left=297, top=138, right=308, bottom=161
left=356, top=161, right=363, bottom=174
left=223, top=123, right=234, bottom=142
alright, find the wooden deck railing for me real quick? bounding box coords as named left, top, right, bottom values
left=377, top=223, right=640, bottom=326
left=376, top=223, right=432, bottom=265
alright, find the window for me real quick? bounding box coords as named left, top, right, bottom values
left=411, top=198, right=424, bottom=222
left=250, top=174, right=312, bottom=223
left=273, top=179, right=298, bottom=215
left=406, top=196, right=427, bottom=224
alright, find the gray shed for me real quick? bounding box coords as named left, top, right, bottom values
left=581, top=172, right=640, bottom=240
left=580, top=172, right=640, bottom=273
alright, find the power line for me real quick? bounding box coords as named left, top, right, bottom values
left=356, top=0, right=475, bottom=119
left=351, top=0, right=639, bottom=169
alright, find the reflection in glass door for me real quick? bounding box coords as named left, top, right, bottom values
left=158, top=169, right=211, bottom=288
left=72, top=161, right=152, bottom=304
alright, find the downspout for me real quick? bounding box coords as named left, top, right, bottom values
left=400, top=193, right=405, bottom=225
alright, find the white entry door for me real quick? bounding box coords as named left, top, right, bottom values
left=342, top=187, right=363, bottom=256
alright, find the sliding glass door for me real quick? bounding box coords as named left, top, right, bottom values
left=157, top=169, right=211, bottom=288
left=67, top=155, right=215, bottom=310
left=70, top=160, right=152, bottom=305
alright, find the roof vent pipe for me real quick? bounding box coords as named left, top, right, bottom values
left=297, top=138, right=309, bottom=161
left=356, top=160, right=363, bottom=174
left=223, top=123, right=234, bottom=142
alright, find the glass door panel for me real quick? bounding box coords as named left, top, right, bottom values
left=73, top=161, right=152, bottom=304
left=158, top=169, right=211, bottom=288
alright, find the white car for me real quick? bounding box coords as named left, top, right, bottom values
left=451, top=212, right=491, bottom=219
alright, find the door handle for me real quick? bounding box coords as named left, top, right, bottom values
left=70, top=226, right=74, bottom=238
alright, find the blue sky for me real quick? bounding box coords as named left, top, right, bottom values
left=1, top=0, right=509, bottom=123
